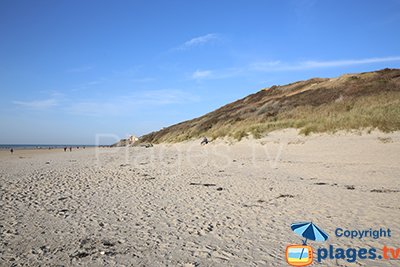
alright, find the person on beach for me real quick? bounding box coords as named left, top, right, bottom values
left=69, top=147, right=72, bottom=152
left=201, top=137, right=209, bottom=145
left=10, top=148, right=13, bottom=154
left=64, top=147, right=67, bottom=152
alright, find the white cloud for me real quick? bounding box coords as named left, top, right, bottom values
left=190, top=67, right=246, bottom=81
left=251, top=56, right=400, bottom=71
left=187, top=56, right=400, bottom=81
left=191, top=70, right=213, bottom=79
left=13, top=99, right=58, bottom=109
left=298, top=56, right=400, bottom=69
left=178, top=33, right=219, bottom=50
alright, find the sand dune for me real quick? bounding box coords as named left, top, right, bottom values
left=1, top=130, right=399, bottom=266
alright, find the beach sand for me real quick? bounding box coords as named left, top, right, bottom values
left=1, top=129, right=399, bottom=266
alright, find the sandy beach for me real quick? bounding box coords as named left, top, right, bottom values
left=1, top=129, right=400, bottom=266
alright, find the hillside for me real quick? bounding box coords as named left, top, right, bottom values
left=138, top=68, right=400, bottom=143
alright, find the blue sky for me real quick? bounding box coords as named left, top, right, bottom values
left=1, top=0, right=400, bottom=145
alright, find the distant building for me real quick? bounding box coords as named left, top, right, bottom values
left=128, top=135, right=139, bottom=144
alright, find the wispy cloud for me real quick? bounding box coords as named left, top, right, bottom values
left=191, top=56, right=400, bottom=81
left=67, top=65, right=94, bottom=73
left=177, top=33, right=220, bottom=50
left=191, top=70, right=213, bottom=79
left=251, top=56, right=400, bottom=71
left=13, top=99, right=58, bottom=109
left=190, top=67, right=243, bottom=81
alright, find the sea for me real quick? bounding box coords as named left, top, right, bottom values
left=0, top=144, right=97, bottom=150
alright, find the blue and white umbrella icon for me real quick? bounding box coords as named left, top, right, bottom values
left=291, top=222, right=329, bottom=259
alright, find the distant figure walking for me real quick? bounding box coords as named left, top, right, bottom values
left=201, top=137, right=209, bottom=145
left=10, top=148, right=13, bottom=154
left=69, top=147, right=72, bottom=152
left=64, top=147, right=67, bottom=152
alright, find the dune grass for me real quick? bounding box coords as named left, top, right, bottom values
left=243, top=92, right=400, bottom=138
left=135, top=69, right=400, bottom=144
left=158, top=92, right=400, bottom=142
left=281, top=91, right=400, bottom=135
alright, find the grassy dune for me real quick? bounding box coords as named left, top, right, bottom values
left=219, top=92, right=400, bottom=140
left=138, top=68, right=400, bottom=143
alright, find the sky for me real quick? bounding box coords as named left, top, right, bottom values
left=1, top=0, right=400, bottom=145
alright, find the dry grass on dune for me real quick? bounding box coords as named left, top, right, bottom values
left=147, top=91, right=400, bottom=142
left=138, top=68, right=400, bottom=143
left=225, top=92, right=400, bottom=140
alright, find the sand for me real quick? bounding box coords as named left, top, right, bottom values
left=1, top=129, right=399, bottom=266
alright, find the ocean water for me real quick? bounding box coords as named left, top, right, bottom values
left=0, top=144, right=96, bottom=150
